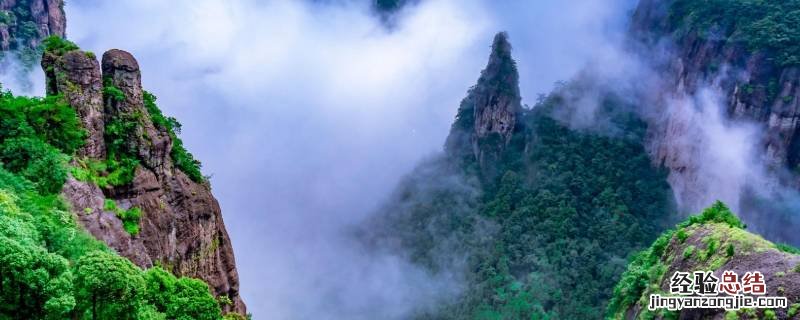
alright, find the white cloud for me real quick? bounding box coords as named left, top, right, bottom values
left=58, top=0, right=635, bottom=318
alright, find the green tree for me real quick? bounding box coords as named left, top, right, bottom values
left=0, top=236, right=74, bottom=319
left=73, top=251, right=146, bottom=320
left=143, top=267, right=222, bottom=320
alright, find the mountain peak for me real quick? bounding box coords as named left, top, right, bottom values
left=490, top=31, right=512, bottom=60
left=445, top=31, right=522, bottom=169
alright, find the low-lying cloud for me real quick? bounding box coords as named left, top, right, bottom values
left=0, top=0, right=641, bottom=318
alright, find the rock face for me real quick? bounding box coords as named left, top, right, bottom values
left=445, top=32, right=522, bottom=168
left=101, top=49, right=173, bottom=175
left=42, top=49, right=105, bottom=158
left=45, top=47, right=247, bottom=314
left=628, top=0, right=800, bottom=212
left=0, top=0, right=65, bottom=51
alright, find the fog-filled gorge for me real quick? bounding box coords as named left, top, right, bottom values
left=47, top=1, right=635, bottom=318
left=2, top=0, right=800, bottom=318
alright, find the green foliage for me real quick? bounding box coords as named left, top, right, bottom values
left=776, top=243, right=800, bottom=254
left=223, top=313, right=249, bottom=320
left=703, top=237, right=719, bottom=261
left=0, top=137, right=69, bottom=194
left=143, top=267, right=222, bottom=320
left=0, top=90, right=85, bottom=194
left=0, top=235, right=74, bottom=319
left=606, top=202, right=755, bottom=317
left=789, top=303, right=800, bottom=317
left=683, top=245, right=695, bottom=259
left=74, top=251, right=147, bottom=320
left=0, top=91, right=86, bottom=155
left=0, top=166, right=102, bottom=318
left=71, top=156, right=139, bottom=189
left=670, top=0, right=800, bottom=66
left=606, top=231, right=672, bottom=319
left=0, top=161, right=223, bottom=319
left=42, top=36, right=79, bottom=56
left=0, top=84, right=222, bottom=318
left=103, top=84, right=125, bottom=103
left=143, top=91, right=205, bottom=183
left=101, top=111, right=141, bottom=186
left=378, top=93, right=674, bottom=319
left=726, top=243, right=735, bottom=257
left=676, top=229, right=688, bottom=243
left=103, top=200, right=142, bottom=235
left=679, top=201, right=745, bottom=230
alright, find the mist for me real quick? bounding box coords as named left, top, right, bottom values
left=27, top=0, right=638, bottom=318
left=1, top=0, right=796, bottom=317
left=550, top=11, right=800, bottom=245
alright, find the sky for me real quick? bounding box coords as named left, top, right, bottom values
left=14, top=0, right=637, bottom=318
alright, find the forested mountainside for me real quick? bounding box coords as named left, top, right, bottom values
left=366, top=0, right=800, bottom=319
left=608, top=0, right=800, bottom=319
left=0, top=36, right=248, bottom=319
left=633, top=0, right=800, bottom=241
left=0, top=1, right=247, bottom=318
left=365, top=32, right=678, bottom=319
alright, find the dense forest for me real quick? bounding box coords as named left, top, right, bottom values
left=366, top=33, right=678, bottom=318
left=366, top=0, right=800, bottom=318
left=670, top=0, right=800, bottom=66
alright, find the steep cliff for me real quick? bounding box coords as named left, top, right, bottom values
left=41, top=40, right=247, bottom=315
left=630, top=0, right=800, bottom=214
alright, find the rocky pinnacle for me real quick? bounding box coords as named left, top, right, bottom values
left=445, top=31, right=523, bottom=168
left=48, top=48, right=247, bottom=315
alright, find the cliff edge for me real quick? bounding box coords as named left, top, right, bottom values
left=42, top=39, right=247, bottom=314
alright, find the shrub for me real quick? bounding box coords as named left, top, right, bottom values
left=103, top=113, right=141, bottom=186
left=679, top=201, right=745, bottom=229
left=776, top=243, right=800, bottom=255
left=704, top=238, right=719, bottom=261
left=676, top=229, right=688, bottom=243
left=42, top=36, right=79, bottom=56
left=683, top=245, right=695, bottom=259
left=104, top=199, right=142, bottom=235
